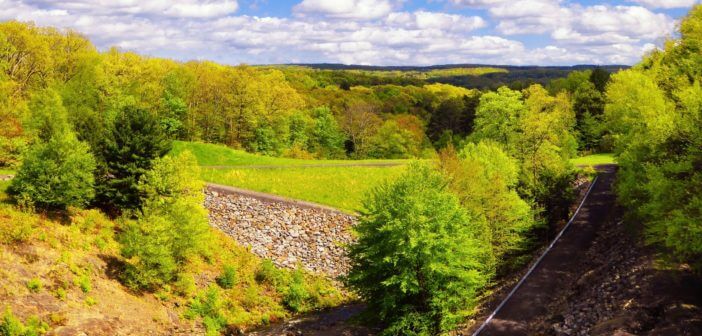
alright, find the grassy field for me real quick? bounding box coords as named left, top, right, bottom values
left=202, top=165, right=405, bottom=212
left=0, top=169, right=15, bottom=175
left=172, top=141, right=408, bottom=167
left=176, top=141, right=409, bottom=211
left=570, top=153, right=617, bottom=167
left=181, top=142, right=619, bottom=211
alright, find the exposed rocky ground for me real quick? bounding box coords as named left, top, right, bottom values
left=542, top=217, right=702, bottom=336
left=205, top=189, right=357, bottom=278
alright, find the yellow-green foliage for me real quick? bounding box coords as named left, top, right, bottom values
left=0, top=307, right=49, bottom=336
left=604, top=5, right=702, bottom=271
left=440, top=142, right=537, bottom=267
left=422, top=67, right=508, bottom=78
left=347, top=162, right=493, bottom=335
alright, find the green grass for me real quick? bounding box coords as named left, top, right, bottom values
left=172, top=141, right=408, bottom=167
left=202, top=166, right=406, bottom=212
left=570, top=153, right=617, bottom=166
left=0, top=169, right=15, bottom=175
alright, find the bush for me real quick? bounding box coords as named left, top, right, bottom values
left=0, top=307, right=48, bottom=336
left=254, top=260, right=284, bottom=287
left=347, top=162, right=493, bottom=335
left=216, top=265, right=237, bottom=289
left=76, top=274, right=91, bottom=293
left=282, top=269, right=313, bottom=313
left=9, top=132, right=96, bottom=210
left=118, top=152, right=210, bottom=290
left=0, top=208, right=35, bottom=244
left=119, top=214, right=179, bottom=290
left=186, top=287, right=228, bottom=336
left=26, top=278, right=42, bottom=293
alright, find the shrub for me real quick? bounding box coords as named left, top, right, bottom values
left=254, top=260, right=283, bottom=287
left=187, top=287, right=228, bottom=336
left=174, top=274, right=197, bottom=297
left=0, top=208, right=35, bottom=244
left=0, top=307, right=48, bottom=336
left=282, top=269, right=312, bottom=313
left=9, top=132, right=96, bottom=210
left=216, top=265, right=237, bottom=290
left=76, top=274, right=91, bottom=293
left=119, top=214, right=179, bottom=290
left=347, top=162, right=493, bottom=335
left=118, top=152, right=210, bottom=290
left=26, top=278, right=42, bottom=293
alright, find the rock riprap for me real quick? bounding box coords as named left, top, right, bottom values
left=205, top=189, right=357, bottom=278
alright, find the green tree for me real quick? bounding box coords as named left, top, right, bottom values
left=439, top=142, right=536, bottom=267
left=427, top=95, right=479, bottom=146
left=589, top=67, right=611, bottom=93
left=26, top=88, right=70, bottom=142
left=347, top=162, right=493, bottom=335
left=9, top=132, right=96, bottom=210
left=96, top=106, right=172, bottom=211
left=9, top=89, right=95, bottom=210
left=603, top=5, right=702, bottom=271
left=366, top=120, right=421, bottom=159
left=471, top=87, right=524, bottom=146
left=309, top=107, right=345, bottom=158
left=572, top=81, right=605, bottom=150
left=119, top=151, right=210, bottom=290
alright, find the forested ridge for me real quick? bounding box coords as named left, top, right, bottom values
left=0, top=19, right=616, bottom=169
left=0, top=4, right=700, bottom=335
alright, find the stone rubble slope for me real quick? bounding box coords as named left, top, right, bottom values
left=205, top=190, right=357, bottom=278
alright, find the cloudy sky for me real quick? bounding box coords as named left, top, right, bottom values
left=0, top=0, right=698, bottom=66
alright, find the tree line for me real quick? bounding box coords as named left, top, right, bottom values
left=0, top=20, right=614, bottom=170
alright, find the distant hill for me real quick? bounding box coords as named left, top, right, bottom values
left=286, top=63, right=629, bottom=90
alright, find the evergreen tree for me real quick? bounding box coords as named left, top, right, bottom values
left=95, top=106, right=171, bottom=211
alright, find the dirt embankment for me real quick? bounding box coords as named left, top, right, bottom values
left=471, top=165, right=702, bottom=336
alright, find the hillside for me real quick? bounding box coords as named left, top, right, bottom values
left=290, top=64, right=627, bottom=89
left=0, top=180, right=348, bottom=335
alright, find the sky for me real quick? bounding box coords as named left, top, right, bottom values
left=0, top=0, right=699, bottom=66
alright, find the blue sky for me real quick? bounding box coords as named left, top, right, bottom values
left=0, top=0, right=699, bottom=66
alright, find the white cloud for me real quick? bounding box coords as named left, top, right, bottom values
left=578, top=5, right=674, bottom=40
left=385, top=11, right=486, bottom=32
left=23, top=0, right=239, bottom=18
left=293, top=0, right=398, bottom=20
left=629, top=0, right=699, bottom=8
left=0, top=0, right=681, bottom=66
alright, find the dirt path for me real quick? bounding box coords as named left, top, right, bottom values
left=473, top=165, right=619, bottom=336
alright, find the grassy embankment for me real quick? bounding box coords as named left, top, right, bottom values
left=174, top=141, right=408, bottom=212
left=570, top=153, right=617, bottom=167
left=177, top=142, right=616, bottom=212
left=0, top=179, right=347, bottom=334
